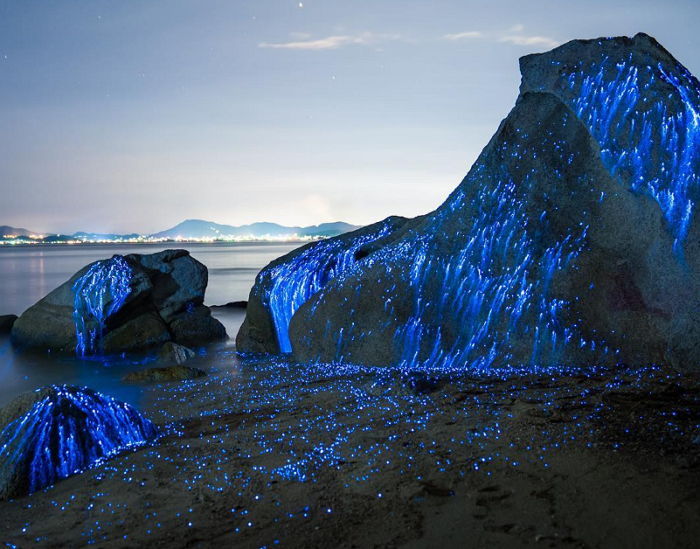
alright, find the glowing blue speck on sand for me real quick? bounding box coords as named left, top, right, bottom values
left=73, top=256, right=132, bottom=356
left=0, top=386, right=157, bottom=496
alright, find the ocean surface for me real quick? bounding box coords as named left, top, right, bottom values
left=0, top=242, right=301, bottom=406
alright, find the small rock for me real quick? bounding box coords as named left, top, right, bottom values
left=123, top=365, right=206, bottom=383
left=0, top=314, right=17, bottom=335
left=158, top=341, right=195, bottom=365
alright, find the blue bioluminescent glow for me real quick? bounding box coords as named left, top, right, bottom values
left=254, top=40, right=700, bottom=373
left=0, top=386, right=157, bottom=497
left=72, top=256, right=133, bottom=356
left=542, top=53, right=700, bottom=251
left=284, top=95, right=615, bottom=373
left=262, top=220, right=396, bottom=353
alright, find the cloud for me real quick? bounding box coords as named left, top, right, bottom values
left=443, top=25, right=559, bottom=50
left=443, top=31, right=482, bottom=41
left=259, top=32, right=399, bottom=51
left=498, top=34, right=560, bottom=49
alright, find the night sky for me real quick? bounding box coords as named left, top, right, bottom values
left=1, top=0, right=698, bottom=234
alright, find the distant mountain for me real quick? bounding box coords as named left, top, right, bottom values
left=0, top=225, right=40, bottom=237
left=150, top=219, right=360, bottom=240
left=72, top=231, right=141, bottom=241
left=0, top=219, right=361, bottom=244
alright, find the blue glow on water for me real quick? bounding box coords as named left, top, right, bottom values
left=72, top=256, right=132, bottom=356
left=0, top=386, right=157, bottom=496
left=557, top=55, right=700, bottom=251
left=263, top=221, right=395, bottom=353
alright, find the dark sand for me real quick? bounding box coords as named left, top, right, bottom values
left=1, top=349, right=698, bottom=548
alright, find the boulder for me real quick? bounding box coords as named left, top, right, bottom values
left=237, top=34, right=700, bottom=373
left=0, top=314, right=17, bottom=335
left=11, top=249, right=227, bottom=356
left=0, top=385, right=157, bottom=499
left=122, top=365, right=206, bottom=383
left=157, top=341, right=195, bottom=365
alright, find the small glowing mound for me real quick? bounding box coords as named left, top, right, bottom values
left=0, top=386, right=157, bottom=499
left=72, top=255, right=132, bottom=356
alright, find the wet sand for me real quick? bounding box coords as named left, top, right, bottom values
left=1, top=350, right=698, bottom=548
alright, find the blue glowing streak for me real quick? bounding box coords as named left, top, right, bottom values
left=557, top=55, right=700, bottom=251
left=0, top=386, right=157, bottom=496
left=72, top=256, right=132, bottom=356
left=263, top=222, right=394, bottom=353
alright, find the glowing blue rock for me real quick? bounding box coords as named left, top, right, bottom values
left=237, top=216, right=408, bottom=353
left=11, top=249, right=226, bottom=355
left=239, top=34, right=700, bottom=372
left=0, top=385, right=157, bottom=499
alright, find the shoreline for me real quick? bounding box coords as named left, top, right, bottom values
left=1, top=351, right=698, bottom=547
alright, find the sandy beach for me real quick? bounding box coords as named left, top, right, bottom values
left=1, top=347, right=698, bottom=548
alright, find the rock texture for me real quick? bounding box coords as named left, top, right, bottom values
left=238, top=34, right=700, bottom=372
left=122, top=365, right=206, bottom=383
left=158, top=341, right=196, bottom=365
left=236, top=216, right=409, bottom=354
left=0, top=385, right=157, bottom=499
left=11, top=249, right=226, bottom=355
left=0, top=314, right=17, bottom=335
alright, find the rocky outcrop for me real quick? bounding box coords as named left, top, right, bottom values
left=122, top=365, right=206, bottom=383
left=0, top=314, right=17, bottom=335
left=0, top=385, right=157, bottom=499
left=11, top=249, right=226, bottom=356
left=237, top=34, right=700, bottom=373
left=236, top=216, right=410, bottom=354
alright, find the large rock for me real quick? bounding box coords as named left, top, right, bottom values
left=11, top=249, right=227, bottom=355
left=238, top=33, right=700, bottom=372
left=0, top=385, right=157, bottom=499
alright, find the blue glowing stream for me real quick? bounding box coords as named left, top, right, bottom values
left=263, top=221, right=395, bottom=352
left=72, top=256, right=133, bottom=357
left=0, top=386, right=157, bottom=496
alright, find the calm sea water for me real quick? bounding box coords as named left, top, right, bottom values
left=0, top=242, right=301, bottom=406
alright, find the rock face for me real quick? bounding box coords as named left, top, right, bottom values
left=0, top=386, right=157, bottom=499
left=0, top=314, right=17, bottom=335
left=236, top=216, right=410, bottom=354
left=11, top=249, right=226, bottom=356
left=238, top=34, right=700, bottom=373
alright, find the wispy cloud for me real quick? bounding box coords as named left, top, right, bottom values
left=259, top=32, right=399, bottom=51
left=443, top=24, right=559, bottom=50
left=443, top=31, right=482, bottom=41
left=499, top=34, right=560, bottom=48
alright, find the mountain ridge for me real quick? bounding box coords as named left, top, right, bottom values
left=0, top=219, right=361, bottom=243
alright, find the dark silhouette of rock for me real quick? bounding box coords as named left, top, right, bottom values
left=0, top=385, right=157, bottom=499
left=11, top=249, right=226, bottom=355
left=0, top=315, right=17, bottom=335
left=238, top=34, right=700, bottom=373
left=210, top=301, right=248, bottom=310
left=122, top=365, right=206, bottom=383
